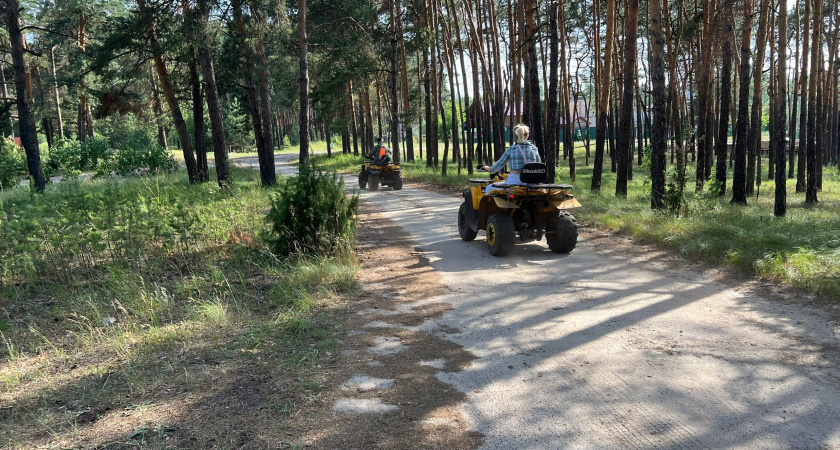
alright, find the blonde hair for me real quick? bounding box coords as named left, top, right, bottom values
left=513, top=124, right=530, bottom=142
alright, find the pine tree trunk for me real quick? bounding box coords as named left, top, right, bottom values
left=298, top=0, right=310, bottom=166
left=649, top=0, right=668, bottom=208
left=189, top=53, right=209, bottom=182
left=616, top=0, right=639, bottom=197
left=140, top=0, right=197, bottom=183
left=591, top=0, right=616, bottom=191
left=715, top=3, right=734, bottom=196
left=731, top=0, right=754, bottom=204
left=805, top=0, right=822, bottom=203
left=748, top=0, right=771, bottom=194
left=774, top=0, right=788, bottom=216
left=5, top=0, right=45, bottom=191
left=546, top=1, right=559, bottom=183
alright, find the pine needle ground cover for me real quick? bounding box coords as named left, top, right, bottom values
left=0, top=167, right=357, bottom=448
left=313, top=151, right=840, bottom=299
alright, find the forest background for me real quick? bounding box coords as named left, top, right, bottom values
left=2, top=0, right=840, bottom=446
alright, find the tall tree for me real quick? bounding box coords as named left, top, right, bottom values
left=591, top=0, right=616, bottom=191
left=546, top=0, right=559, bottom=183
left=4, top=0, right=46, bottom=191
left=197, top=0, right=230, bottom=187
left=714, top=2, right=734, bottom=196
left=298, top=0, right=310, bottom=165
left=649, top=0, right=667, bottom=208
left=616, top=0, right=639, bottom=197
left=805, top=0, right=822, bottom=203
left=748, top=0, right=771, bottom=194
left=139, top=0, right=199, bottom=183
left=389, top=0, right=400, bottom=164
left=773, top=0, right=788, bottom=217
left=732, top=0, right=755, bottom=204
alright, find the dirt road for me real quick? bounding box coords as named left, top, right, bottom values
left=243, top=157, right=840, bottom=448
left=352, top=181, right=840, bottom=449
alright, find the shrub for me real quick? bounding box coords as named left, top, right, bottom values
left=0, top=138, right=26, bottom=190
left=266, top=162, right=359, bottom=256
left=80, top=136, right=113, bottom=170
left=46, top=139, right=82, bottom=174
left=113, top=134, right=178, bottom=176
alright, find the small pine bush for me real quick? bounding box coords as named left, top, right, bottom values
left=266, top=162, right=359, bottom=256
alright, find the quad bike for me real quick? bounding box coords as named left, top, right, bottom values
left=458, top=163, right=581, bottom=256
left=359, top=160, right=403, bottom=191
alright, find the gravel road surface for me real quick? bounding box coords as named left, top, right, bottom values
left=245, top=156, right=840, bottom=449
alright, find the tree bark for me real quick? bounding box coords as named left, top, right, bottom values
left=189, top=53, right=209, bottom=182
left=731, top=0, right=754, bottom=204
left=805, top=0, right=822, bottom=203
left=592, top=0, right=616, bottom=191
left=649, top=0, right=667, bottom=208
left=615, top=0, right=639, bottom=197
left=715, top=3, right=734, bottom=196
left=774, top=0, right=788, bottom=216
left=298, top=0, right=310, bottom=166
left=748, top=0, right=771, bottom=194
left=546, top=1, right=559, bottom=183
left=140, top=0, right=198, bottom=183
left=5, top=0, right=46, bottom=191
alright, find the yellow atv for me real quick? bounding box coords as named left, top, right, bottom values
left=359, top=160, right=402, bottom=191
left=458, top=163, right=581, bottom=256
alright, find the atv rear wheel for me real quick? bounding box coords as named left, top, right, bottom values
left=546, top=210, right=578, bottom=253
left=392, top=172, right=403, bottom=190
left=458, top=202, right=478, bottom=241
left=359, top=171, right=368, bottom=189
left=368, top=173, right=379, bottom=191
left=486, top=213, right=515, bottom=256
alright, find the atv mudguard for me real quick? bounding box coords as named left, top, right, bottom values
left=462, top=190, right=479, bottom=231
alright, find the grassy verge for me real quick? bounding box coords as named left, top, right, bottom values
left=313, top=149, right=840, bottom=299
left=0, top=167, right=357, bottom=447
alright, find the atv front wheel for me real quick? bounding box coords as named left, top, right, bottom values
left=546, top=210, right=578, bottom=253
left=486, top=213, right=515, bottom=256
left=392, top=172, right=403, bottom=190
left=458, top=202, right=478, bottom=241
left=368, top=173, right=380, bottom=191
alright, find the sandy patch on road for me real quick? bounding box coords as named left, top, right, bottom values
left=294, top=201, right=483, bottom=449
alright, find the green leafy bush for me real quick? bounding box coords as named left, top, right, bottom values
left=45, top=139, right=82, bottom=175
left=266, top=162, right=359, bottom=256
left=80, top=136, right=113, bottom=170
left=112, top=133, right=178, bottom=176
left=0, top=138, right=25, bottom=190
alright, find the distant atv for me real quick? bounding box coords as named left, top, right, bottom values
left=359, top=159, right=403, bottom=191
left=458, top=163, right=581, bottom=256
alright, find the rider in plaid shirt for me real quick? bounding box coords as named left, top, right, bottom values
left=481, top=124, right=541, bottom=192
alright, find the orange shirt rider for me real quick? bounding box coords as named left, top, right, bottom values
left=370, top=138, right=392, bottom=165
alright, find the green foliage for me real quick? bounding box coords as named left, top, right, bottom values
left=0, top=169, right=359, bottom=446
left=0, top=138, right=26, bottom=190
left=705, top=178, right=724, bottom=196
left=223, top=98, right=254, bottom=153
left=45, top=139, right=82, bottom=175
left=0, top=169, right=257, bottom=284
left=108, top=134, right=178, bottom=176
left=265, top=162, right=359, bottom=256
left=80, top=136, right=113, bottom=170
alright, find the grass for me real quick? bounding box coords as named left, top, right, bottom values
left=313, top=143, right=840, bottom=300
left=0, top=166, right=358, bottom=447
